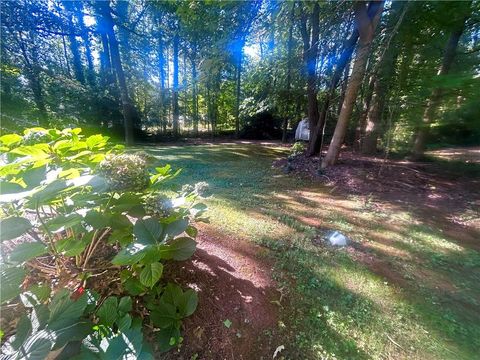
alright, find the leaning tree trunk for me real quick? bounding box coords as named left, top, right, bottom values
left=361, top=0, right=408, bottom=154
left=355, top=74, right=375, bottom=151
left=361, top=45, right=398, bottom=154
left=411, top=4, right=470, bottom=160
left=307, top=29, right=359, bottom=156
left=322, top=1, right=384, bottom=168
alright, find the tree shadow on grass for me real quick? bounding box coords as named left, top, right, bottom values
left=143, top=143, right=480, bottom=358
left=163, top=227, right=374, bottom=360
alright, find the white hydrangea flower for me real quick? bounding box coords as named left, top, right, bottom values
left=98, top=154, right=150, bottom=192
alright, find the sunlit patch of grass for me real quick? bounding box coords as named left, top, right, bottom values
left=143, top=143, right=480, bottom=360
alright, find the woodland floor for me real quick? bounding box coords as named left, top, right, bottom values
left=143, top=143, right=480, bottom=360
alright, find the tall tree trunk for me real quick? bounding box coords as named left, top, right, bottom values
left=337, top=60, right=351, bottom=116
left=355, top=74, right=375, bottom=151
left=77, top=2, right=96, bottom=88
left=412, top=4, right=470, bottom=159
left=63, top=1, right=85, bottom=84
left=282, top=3, right=295, bottom=143
left=192, top=56, right=199, bottom=136
left=361, top=1, right=407, bottom=154
left=299, top=3, right=321, bottom=132
left=307, top=28, right=359, bottom=156
left=361, top=46, right=398, bottom=153
left=157, top=26, right=166, bottom=133
left=322, top=1, right=384, bottom=168
left=61, top=35, right=71, bottom=76
left=183, top=51, right=188, bottom=128
left=116, top=1, right=131, bottom=72
left=17, top=30, right=48, bottom=125
left=95, top=0, right=136, bottom=145
left=234, top=40, right=243, bottom=139
left=97, top=12, right=115, bottom=89
left=172, top=33, right=180, bottom=136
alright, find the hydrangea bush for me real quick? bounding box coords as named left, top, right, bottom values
left=0, top=128, right=208, bottom=358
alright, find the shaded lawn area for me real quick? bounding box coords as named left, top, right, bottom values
left=142, top=143, right=480, bottom=359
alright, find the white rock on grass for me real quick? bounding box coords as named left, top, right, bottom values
left=324, top=230, right=349, bottom=246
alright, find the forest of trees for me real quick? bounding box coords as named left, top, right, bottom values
left=1, top=0, right=479, bottom=164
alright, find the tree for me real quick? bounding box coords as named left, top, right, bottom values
left=173, top=32, right=180, bottom=136
left=299, top=3, right=321, bottom=133
left=322, top=1, right=384, bottom=168
left=282, top=2, right=295, bottom=143
left=411, top=2, right=472, bottom=159
left=306, top=23, right=359, bottom=156
left=361, top=0, right=408, bottom=154
left=95, top=0, right=137, bottom=145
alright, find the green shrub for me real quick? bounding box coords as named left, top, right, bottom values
left=0, top=127, right=207, bottom=358
left=290, top=141, right=306, bottom=156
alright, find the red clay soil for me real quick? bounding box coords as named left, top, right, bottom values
left=274, top=150, right=480, bottom=243
left=162, top=223, right=280, bottom=360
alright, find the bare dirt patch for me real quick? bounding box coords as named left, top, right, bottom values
left=427, top=147, right=480, bottom=164
left=274, top=150, right=480, bottom=241
left=163, top=223, right=280, bottom=360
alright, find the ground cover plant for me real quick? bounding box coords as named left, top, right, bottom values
left=0, top=128, right=207, bottom=358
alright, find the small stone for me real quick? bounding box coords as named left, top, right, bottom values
left=324, top=230, right=350, bottom=246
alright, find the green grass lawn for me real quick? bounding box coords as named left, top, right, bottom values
left=142, top=143, right=480, bottom=360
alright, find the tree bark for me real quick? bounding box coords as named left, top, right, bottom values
left=361, top=1, right=408, bottom=154
left=306, top=29, right=359, bottom=156
left=299, top=3, right=321, bottom=132
left=63, top=1, right=85, bottom=84
left=234, top=39, right=243, bottom=139
left=282, top=3, right=295, bottom=143
left=156, top=24, right=167, bottom=133
left=356, top=74, right=375, bottom=151
left=172, top=33, right=180, bottom=136
left=411, top=5, right=470, bottom=159
left=192, top=56, right=199, bottom=136
left=322, top=1, right=384, bottom=168
left=61, top=35, right=71, bottom=76
left=361, top=46, right=397, bottom=154
left=17, top=30, right=48, bottom=125
left=77, top=2, right=96, bottom=88
left=95, top=0, right=136, bottom=145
